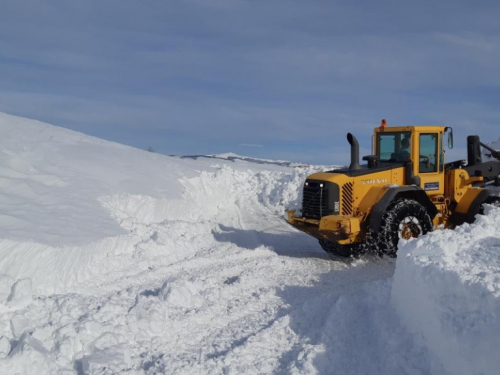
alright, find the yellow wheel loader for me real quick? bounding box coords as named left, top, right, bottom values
left=286, top=121, right=500, bottom=257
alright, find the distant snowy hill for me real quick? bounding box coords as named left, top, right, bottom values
left=179, top=152, right=310, bottom=168
left=483, top=137, right=500, bottom=161
left=0, top=111, right=499, bottom=375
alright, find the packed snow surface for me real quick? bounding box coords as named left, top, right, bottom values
left=0, top=111, right=499, bottom=374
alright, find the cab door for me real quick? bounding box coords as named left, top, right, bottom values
left=416, top=132, right=445, bottom=195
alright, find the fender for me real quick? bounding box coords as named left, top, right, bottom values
left=368, top=186, right=438, bottom=233
left=450, top=188, right=489, bottom=226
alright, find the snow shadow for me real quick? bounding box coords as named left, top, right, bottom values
left=212, top=224, right=329, bottom=259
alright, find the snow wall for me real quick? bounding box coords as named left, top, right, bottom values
left=392, top=204, right=500, bottom=375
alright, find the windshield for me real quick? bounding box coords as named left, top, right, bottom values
left=377, top=132, right=411, bottom=161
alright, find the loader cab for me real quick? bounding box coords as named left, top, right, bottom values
left=374, top=125, right=449, bottom=195
left=376, top=131, right=412, bottom=162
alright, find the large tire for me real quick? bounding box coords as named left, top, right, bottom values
left=367, top=198, right=433, bottom=257
left=318, top=239, right=362, bottom=258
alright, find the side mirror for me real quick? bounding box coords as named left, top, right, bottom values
left=446, top=127, right=454, bottom=149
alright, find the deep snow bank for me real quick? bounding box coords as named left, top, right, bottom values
left=392, top=204, right=500, bottom=375
left=0, top=112, right=328, bottom=295
left=0, top=112, right=189, bottom=246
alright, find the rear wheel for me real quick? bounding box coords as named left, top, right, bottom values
left=367, top=199, right=433, bottom=257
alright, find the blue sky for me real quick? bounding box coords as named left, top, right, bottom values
left=1, top=0, right=500, bottom=164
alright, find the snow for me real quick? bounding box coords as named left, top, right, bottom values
left=0, top=110, right=499, bottom=374
left=181, top=153, right=309, bottom=167
left=0, top=336, right=10, bottom=358
left=392, top=203, right=500, bottom=375
left=6, top=278, right=33, bottom=309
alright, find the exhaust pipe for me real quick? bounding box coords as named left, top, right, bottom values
left=347, top=133, right=361, bottom=171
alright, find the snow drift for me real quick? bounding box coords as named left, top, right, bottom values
left=0, top=111, right=499, bottom=375
left=393, top=204, right=500, bottom=375
left=0, top=112, right=322, bottom=295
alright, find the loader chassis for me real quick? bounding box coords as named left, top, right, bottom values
left=286, top=124, right=500, bottom=256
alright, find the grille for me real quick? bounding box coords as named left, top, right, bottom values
left=341, top=182, right=354, bottom=215
left=302, top=181, right=328, bottom=219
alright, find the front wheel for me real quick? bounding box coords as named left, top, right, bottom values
left=367, top=198, right=433, bottom=257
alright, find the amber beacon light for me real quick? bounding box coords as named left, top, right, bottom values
left=380, top=119, right=387, bottom=130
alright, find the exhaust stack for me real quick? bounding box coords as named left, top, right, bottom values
left=347, top=133, right=361, bottom=171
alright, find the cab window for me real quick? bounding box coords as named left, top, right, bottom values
left=439, top=134, right=444, bottom=172
left=419, top=133, right=438, bottom=173
left=377, top=132, right=411, bottom=161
